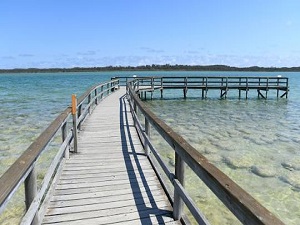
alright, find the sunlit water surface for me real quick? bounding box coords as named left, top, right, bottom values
left=0, top=71, right=299, bottom=224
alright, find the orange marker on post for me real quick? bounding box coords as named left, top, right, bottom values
left=71, top=94, right=78, bottom=153
left=71, top=94, right=77, bottom=115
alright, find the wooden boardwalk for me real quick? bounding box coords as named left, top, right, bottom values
left=41, top=88, right=179, bottom=225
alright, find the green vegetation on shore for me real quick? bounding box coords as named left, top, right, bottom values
left=1, top=64, right=300, bottom=73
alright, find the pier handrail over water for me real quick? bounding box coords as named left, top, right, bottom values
left=126, top=78, right=285, bottom=225
left=0, top=79, right=119, bottom=225
left=115, top=75, right=288, bottom=99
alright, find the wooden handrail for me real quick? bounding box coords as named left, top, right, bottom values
left=126, top=78, right=285, bottom=225
left=114, top=75, right=289, bottom=86
left=0, top=107, right=71, bottom=213
left=0, top=79, right=119, bottom=224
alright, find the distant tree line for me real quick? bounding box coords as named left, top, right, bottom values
left=1, top=64, right=300, bottom=73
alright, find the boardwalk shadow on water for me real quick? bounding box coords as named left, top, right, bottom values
left=119, top=95, right=173, bottom=224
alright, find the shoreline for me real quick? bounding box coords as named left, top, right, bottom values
left=1, top=64, right=300, bottom=74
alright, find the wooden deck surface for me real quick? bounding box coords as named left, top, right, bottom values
left=42, top=88, right=179, bottom=225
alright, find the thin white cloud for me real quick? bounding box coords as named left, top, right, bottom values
left=19, top=54, right=34, bottom=57
left=140, top=47, right=164, bottom=54
left=1, top=53, right=300, bottom=69
left=1, top=56, right=15, bottom=60
left=77, top=50, right=97, bottom=56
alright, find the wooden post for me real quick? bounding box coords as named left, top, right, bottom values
left=160, top=77, right=163, bottom=99
left=61, top=123, right=69, bottom=159
left=72, top=94, right=78, bottom=153
left=145, top=117, right=150, bottom=156
left=184, top=77, right=187, bottom=99
left=95, top=89, right=98, bottom=105
left=111, top=81, right=115, bottom=92
left=101, top=85, right=104, bottom=99
left=77, top=105, right=82, bottom=130
left=173, top=151, right=185, bottom=220
left=88, top=94, right=91, bottom=114
left=133, top=101, right=137, bottom=114
left=238, top=78, right=241, bottom=99
left=286, top=78, right=289, bottom=98
left=246, top=78, right=248, bottom=100
left=266, top=78, right=269, bottom=99
left=276, top=77, right=279, bottom=99
left=107, top=83, right=110, bottom=95
left=151, top=77, right=154, bottom=90
left=25, top=167, right=39, bottom=225
left=205, top=77, right=208, bottom=99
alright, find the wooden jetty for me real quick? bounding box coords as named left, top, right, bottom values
left=42, top=89, right=178, bottom=225
left=114, top=76, right=289, bottom=99
left=0, top=77, right=286, bottom=225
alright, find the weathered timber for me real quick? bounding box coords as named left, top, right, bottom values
left=0, top=80, right=120, bottom=225
left=127, top=78, right=285, bottom=225
left=116, top=76, right=289, bottom=99
left=41, top=88, right=177, bottom=225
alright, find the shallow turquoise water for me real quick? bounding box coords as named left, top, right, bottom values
left=144, top=72, right=300, bottom=224
left=0, top=71, right=299, bottom=224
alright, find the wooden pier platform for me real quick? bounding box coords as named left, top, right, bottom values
left=115, top=76, right=289, bottom=99
left=42, top=88, right=179, bottom=225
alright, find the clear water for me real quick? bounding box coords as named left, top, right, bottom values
left=0, top=71, right=299, bottom=224
left=144, top=72, right=300, bottom=224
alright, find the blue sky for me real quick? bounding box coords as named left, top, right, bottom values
left=1, top=0, right=300, bottom=69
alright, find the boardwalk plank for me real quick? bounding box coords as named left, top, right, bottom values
left=49, top=189, right=166, bottom=208
left=46, top=197, right=168, bottom=215
left=43, top=207, right=174, bottom=225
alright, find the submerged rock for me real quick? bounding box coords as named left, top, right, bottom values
left=281, top=158, right=300, bottom=171
left=250, top=165, right=277, bottom=178
left=223, top=152, right=254, bottom=169
left=279, top=171, right=300, bottom=190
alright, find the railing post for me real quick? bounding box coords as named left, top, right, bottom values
left=111, top=81, right=115, bottom=92
left=101, top=85, right=104, bottom=99
left=246, top=78, right=248, bottom=99
left=107, top=83, right=110, bottom=95
left=133, top=101, right=137, bottom=127
left=88, top=93, right=91, bottom=114
left=173, top=151, right=185, bottom=220
left=286, top=78, right=289, bottom=98
left=72, top=94, right=78, bottom=153
left=160, top=77, right=164, bottom=98
left=77, top=105, right=82, bottom=130
left=145, top=117, right=150, bottom=156
left=25, top=167, right=39, bottom=225
left=61, top=122, right=69, bottom=159
left=266, top=78, right=269, bottom=99
left=183, top=77, right=187, bottom=99
left=95, top=89, right=98, bottom=105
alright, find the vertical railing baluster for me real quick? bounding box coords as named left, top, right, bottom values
left=61, top=122, right=69, bottom=159
left=145, top=117, right=150, bottom=156
left=88, top=93, right=91, bottom=114
left=246, top=78, right=248, bottom=99
left=173, top=151, right=185, bottom=220
left=25, top=167, right=39, bottom=225
left=95, top=89, right=98, bottom=105
left=101, top=85, right=104, bottom=99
